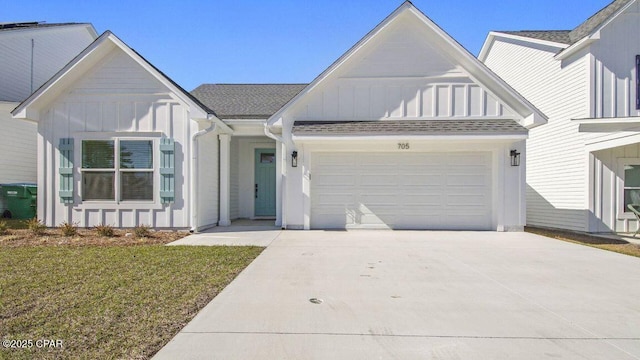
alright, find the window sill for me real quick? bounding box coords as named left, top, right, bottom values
left=73, top=200, right=166, bottom=211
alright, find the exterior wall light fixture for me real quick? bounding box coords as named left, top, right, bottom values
left=292, top=151, right=298, bottom=167
left=510, top=150, right=521, bottom=167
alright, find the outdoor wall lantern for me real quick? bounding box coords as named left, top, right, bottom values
left=291, top=151, right=298, bottom=167
left=510, top=150, right=521, bottom=167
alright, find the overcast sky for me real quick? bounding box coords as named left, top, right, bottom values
left=3, top=0, right=611, bottom=90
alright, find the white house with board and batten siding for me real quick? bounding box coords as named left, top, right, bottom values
left=13, top=1, right=546, bottom=231
left=480, top=0, right=640, bottom=233
left=13, top=31, right=232, bottom=230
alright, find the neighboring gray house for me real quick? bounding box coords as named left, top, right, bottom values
left=480, top=0, right=640, bottom=233
left=0, top=22, right=97, bottom=214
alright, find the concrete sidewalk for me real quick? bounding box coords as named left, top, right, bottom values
left=167, top=220, right=282, bottom=246
left=155, top=230, right=640, bottom=359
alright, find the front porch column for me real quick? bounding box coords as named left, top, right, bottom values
left=219, top=134, right=231, bottom=226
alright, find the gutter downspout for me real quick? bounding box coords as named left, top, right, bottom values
left=264, top=123, right=287, bottom=229
left=190, top=118, right=216, bottom=232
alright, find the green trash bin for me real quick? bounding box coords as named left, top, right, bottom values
left=1, top=183, right=37, bottom=219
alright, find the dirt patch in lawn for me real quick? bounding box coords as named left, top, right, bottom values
left=526, top=226, right=640, bottom=258
left=0, top=228, right=188, bottom=248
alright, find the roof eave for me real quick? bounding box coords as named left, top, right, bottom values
left=554, top=32, right=599, bottom=60
left=479, top=31, right=569, bottom=61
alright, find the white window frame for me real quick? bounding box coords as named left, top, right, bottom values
left=76, top=133, right=161, bottom=208
left=617, top=158, right=640, bottom=219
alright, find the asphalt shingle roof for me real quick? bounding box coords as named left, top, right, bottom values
left=191, top=84, right=307, bottom=119
left=496, top=0, right=634, bottom=46
left=498, top=30, right=572, bottom=45
left=292, top=120, right=528, bottom=136
left=569, top=0, right=633, bottom=42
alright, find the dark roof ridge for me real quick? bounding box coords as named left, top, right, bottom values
left=0, top=22, right=91, bottom=31
left=492, top=0, right=635, bottom=45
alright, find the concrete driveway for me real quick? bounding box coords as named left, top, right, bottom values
left=154, top=231, right=640, bottom=359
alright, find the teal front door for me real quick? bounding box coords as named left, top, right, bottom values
left=254, top=149, right=276, bottom=217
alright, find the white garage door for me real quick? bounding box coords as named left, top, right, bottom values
left=311, top=152, right=492, bottom=230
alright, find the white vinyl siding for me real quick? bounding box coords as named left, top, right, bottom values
left=310, top=152, right=492, bottom=230
left=483, top=38, right=589, bottom=231
left=0, top=102, right=36, bottom=183
left=0, top=25, right=95, bottom=102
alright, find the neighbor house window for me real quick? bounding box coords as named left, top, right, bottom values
left=82, top=139, right=154, bottom=201
left=623, top=163, right=640, bottom=210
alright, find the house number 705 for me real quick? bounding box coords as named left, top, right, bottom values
left=398, top=142, right=410, bottom=150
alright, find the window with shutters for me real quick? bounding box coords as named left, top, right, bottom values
left=81, top=139, right=154, bottom=201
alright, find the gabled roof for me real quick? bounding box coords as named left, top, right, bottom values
left=191, top=84, right=306, bottom=119
left=12, top=31, right=223, bottom=125
left=268, top=1, right=546, bottom=129
left=481, top=0, right=636, bottom=60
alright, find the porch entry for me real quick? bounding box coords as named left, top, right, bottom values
left=254, top=148, right=276, bottom=217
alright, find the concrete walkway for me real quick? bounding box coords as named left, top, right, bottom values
left=167, top=220, right=282, bottom=247
left=155, top=230, right=640, bottom=359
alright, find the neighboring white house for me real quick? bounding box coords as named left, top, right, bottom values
left=13, top=1, right=546, bottom=231
left=0, top=22, right=97, bottom=184
left=480, top=0, right=640, bottom=233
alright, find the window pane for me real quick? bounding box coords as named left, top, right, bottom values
left=260, top=153, right=275, bottom=163
left=82, top=172, right=114, bottom=200
left=121, top=172, right=153, bottom=200
left=625, top=189, right=640, bottom=209
left=120, top=140, right=153, bottom=169
left=82, top=140, right=114, bottom=169
left=625, top=165, right=640, bottom=187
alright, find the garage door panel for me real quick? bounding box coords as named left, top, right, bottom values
left=400, top=194, right=443, bottom=205
left=360, top=175, right=399, bottom=186
left=311, top=151, right=492, bottom=230
left=401, top=175, right=443, bottom=186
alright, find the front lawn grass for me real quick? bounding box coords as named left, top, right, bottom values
left=526, top=226, right=640, bottom=258
left=0, top=245, right=263, bottom=359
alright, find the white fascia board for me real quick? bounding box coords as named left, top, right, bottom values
left=554, top=33, right=599, bottom=61
left=209, top=116, right=233, bottom=134
left=478, top=31, right=568, bottom=62
left=222, top=119, right=267, bottom=125
left=293, top=134, right=528, bottom=142
left=573, top=116, right=640, bottom=125
left=522, top=113, right=548, bottom=129
left=585, top=132, right=640, bottom=152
